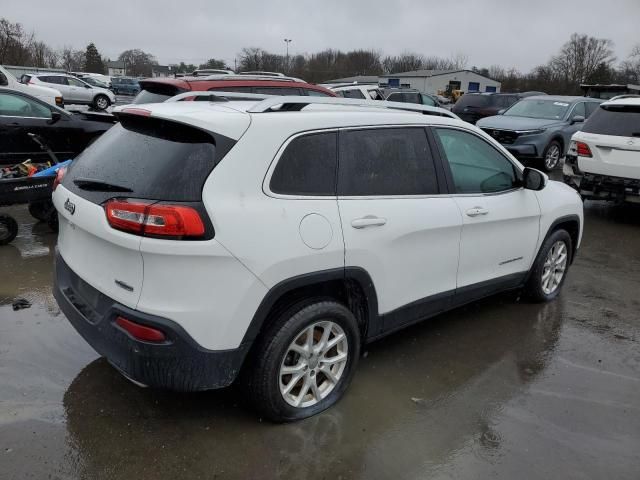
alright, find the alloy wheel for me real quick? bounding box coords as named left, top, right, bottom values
left=541, top=240, right=568, bottom=295
left=96, top=96, right=109, bottom=110
left=279, top=321, right=349, bottom=408
left=545, top=144, right=561, bottom=170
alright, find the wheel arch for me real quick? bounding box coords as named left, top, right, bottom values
left=543, top=214, right=580, bottom=264
left=241, top=267, right=379, bottom=349
left=549, top=135, right=565, bottom=154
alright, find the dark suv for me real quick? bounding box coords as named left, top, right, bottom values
left=133, top=75, right=335, bottom=104
left=452, top=92, right=545, bottom=124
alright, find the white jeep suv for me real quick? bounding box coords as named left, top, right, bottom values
left=52, top=95, right=583, bottom=421
left=564, top=96, right=640, bottom=203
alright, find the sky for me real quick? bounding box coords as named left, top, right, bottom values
left=3, top=0, right=639, bottom=72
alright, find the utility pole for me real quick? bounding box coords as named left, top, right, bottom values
left=284, top=38, right=292, bottom=73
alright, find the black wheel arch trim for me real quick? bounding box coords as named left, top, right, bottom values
left=525, top=214, right=580, bottom=287
left=241, top=267, right=379, bottom=347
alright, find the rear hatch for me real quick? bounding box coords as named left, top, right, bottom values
left=53, top=112, right=234, bottom=308
left=577, top=103, right=640, bottom=180
left=133, top=79, right=190, bottom=104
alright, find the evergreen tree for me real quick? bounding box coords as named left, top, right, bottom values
left=84, top=43, right=104, bottom=73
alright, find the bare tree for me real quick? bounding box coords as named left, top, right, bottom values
left=550, top=33, right=615, bottom=87
left=619, top=44, right=640, bottom=84
left=382, top=52, right=425, bottom=74
left=118, top=49, right=156, bottom=76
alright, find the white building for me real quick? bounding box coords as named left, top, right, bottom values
left=380, top=69, right=501, bottom=95
left=107, top=61, right=125, bottom=77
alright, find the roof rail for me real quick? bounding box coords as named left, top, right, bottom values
left=606, top=94, right=640, bottom=101
left=240, top=71, right=285, bottom=77
left=197, top=74, right=305, bottom=83
left=165, top=91, right=273, bottom=102
left=246, top=96, right=460, bottom=119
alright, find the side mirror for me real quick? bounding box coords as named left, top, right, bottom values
left=0, top=72, right=8, bottom=86
left=48, top=111, right=62, bottom=125
left=523, top=167, right=547, bottom=191
left=497, top=109, right=506, bottom=115
left=571, top=115, right=585, bottom=124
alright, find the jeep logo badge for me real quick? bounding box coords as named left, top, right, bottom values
left=64, top=198, right=76, bottom=215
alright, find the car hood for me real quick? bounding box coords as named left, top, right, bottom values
left=477, top=115, right=563, bottom=130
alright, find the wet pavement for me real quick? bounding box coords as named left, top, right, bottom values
left=1, top=199, right=639, bottom=480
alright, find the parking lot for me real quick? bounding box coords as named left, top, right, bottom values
left=1, top=188, right=639, bottom=479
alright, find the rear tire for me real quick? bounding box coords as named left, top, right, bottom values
left=242, top=299, right=360, bottom=422
left=0, top=214, right=18, bottom=245
left=524, top=229, right=572, bottom=302
left=28, top=200, right=54, bottom=222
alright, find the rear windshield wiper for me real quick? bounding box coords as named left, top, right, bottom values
left=73, top=178, right=133, bottom=192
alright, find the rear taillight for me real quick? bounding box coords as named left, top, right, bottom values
left=52, top=166, right=66, bottom=191
left=115, top=316, right=166, bottom=343
left=576, top=141, right=592, bottom=157
left=105, top=199, right=205, bottom=239
left=55, top=96, right=64, bottom=106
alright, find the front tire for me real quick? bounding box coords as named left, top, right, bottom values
left=541, top=140, right=562, bottom=172
left=243, top=300, right=360, bottom=422
left=93, top=94, right=110, bottom=110
left=524, top=229, right=572, bottom=302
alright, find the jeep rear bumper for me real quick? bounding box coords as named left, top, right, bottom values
left=563, top=156, right=640, bottom=203
left=54, top=252, right=249, bottom=391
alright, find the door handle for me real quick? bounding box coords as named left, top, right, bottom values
left=351, top=216, right=387, bottom=229
left=465, top=207, right=489, bottom=217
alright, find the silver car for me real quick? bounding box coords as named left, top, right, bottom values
left=476, top=96, right=603, bottom=171
left=27, top=73, right=116, bottom=110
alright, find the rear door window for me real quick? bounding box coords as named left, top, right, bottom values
left=210, top=86, right=253, bottom=93
left=305, top=89, right=332, bottom=97
left=252, top=87, right=302, bottom=96
left=338, top=128, right=439, bottom=196
left=341, top=89, right=366, bottom=99
left=63, top=116, right=234, bottom=204
left=582, top=104, right=640, bottom=137
left=270, top=132, right=337, bottom=196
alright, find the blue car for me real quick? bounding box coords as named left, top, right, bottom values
left=476, top=96, right=602, bottom=171
left=110, top=77, right=140, bottom=96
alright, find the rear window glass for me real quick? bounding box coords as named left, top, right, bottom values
left=133, top=84, right=185, bottom=104
left=338, top=128, right=438, bottom=196
left=581, top=105, right=640, bottom=137
left=64, top=118, right=231, bottom=204
left=270, top=132, right=337, bottom=196
left=454, top=94, right=490, bottom=108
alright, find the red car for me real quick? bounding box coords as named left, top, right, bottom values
left=133, top=75, right=336, bottom=104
